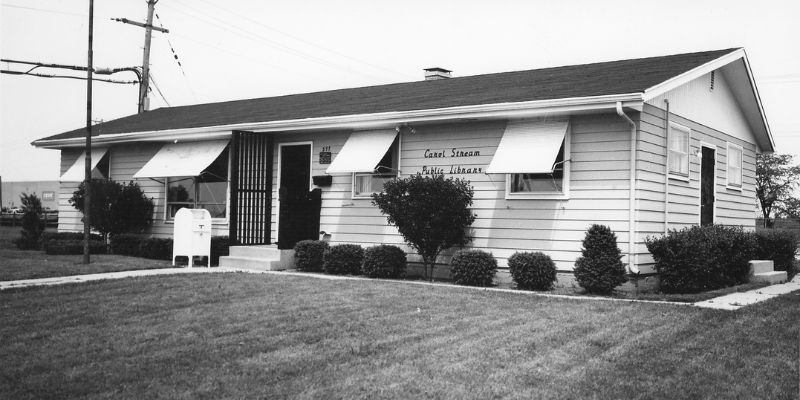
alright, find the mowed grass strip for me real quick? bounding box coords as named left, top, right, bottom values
left=0, top=247, right=172, bottom=281
left=1, top=273, right=798, bottom=399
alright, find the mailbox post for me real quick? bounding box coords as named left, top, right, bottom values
left=172, top=208, right=212, bottom=268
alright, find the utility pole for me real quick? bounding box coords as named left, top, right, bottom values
left=112, top=0, right=168, bottom=114
left=83, top=0, right=94, bottom=264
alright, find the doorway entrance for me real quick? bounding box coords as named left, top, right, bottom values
left=700, top=145, right=716, bottom=226
left=277, top=143, right=321, bottom=249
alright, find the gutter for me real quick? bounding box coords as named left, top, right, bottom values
left=33, top=93, right=644, bottom=148
left=615, top=102, right=640, bottom=274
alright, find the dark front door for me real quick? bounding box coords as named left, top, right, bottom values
left=277, top=144, right=321, bottom=249
left=700, top=146, right=715, bottom=226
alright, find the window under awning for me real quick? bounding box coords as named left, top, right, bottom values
left=133, top=139, right=229, bottom=178
left=325, top=129, right=398, bottom=174
left=60, top=147, right=109, bottom=182
left=486, top=118, right=569, bottom=174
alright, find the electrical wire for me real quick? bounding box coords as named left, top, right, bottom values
left=1, top=69, right=138, bottom=85
left=191, top=0, right=414, bottom=80
left=154, top=11, right=198, bottom=102
left=148, top=71, right=171, bottom=106
left=162, top=0, right=391, bottom=83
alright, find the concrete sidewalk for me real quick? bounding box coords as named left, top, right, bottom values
left=0, top=267, right=242, bottom=291
left=694, top=274, right=800, bottom=310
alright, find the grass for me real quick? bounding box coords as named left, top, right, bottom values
left=1, top=273, right=798, bottom=399
left=0, top=226, right=172, bottom=281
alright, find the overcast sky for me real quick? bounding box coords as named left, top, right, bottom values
left=1, top=0, right=798, bottom=181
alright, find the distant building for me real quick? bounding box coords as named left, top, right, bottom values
left=1, top=180, right=59, bottom=210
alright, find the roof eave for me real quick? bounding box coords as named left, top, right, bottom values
left=642, top=48, right=774, bottom=152
left=32, top=93, right=645, bottom=149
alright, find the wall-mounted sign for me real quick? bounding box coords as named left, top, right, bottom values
left=319, top=146, right=332, bottom=164
left=420, top=147, right=484, bottom=175
left=41, top=191, right=55, bottom=201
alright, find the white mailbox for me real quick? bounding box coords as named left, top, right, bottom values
left=172, top=208, right=212, bottom=268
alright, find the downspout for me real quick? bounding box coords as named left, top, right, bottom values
left=615, top=102, right=640, bottom=274
left=663, top=99, right=670, bottom=234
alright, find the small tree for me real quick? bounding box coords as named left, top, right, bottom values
left=70, top=180, right=154, bottom=243
left=574, top=224, right=627, bottom=294
left=372, top=174, right=476, bottom=281
left=14, top=193, right=45, bottom=250
left=756, top=153, right=800, bottom=228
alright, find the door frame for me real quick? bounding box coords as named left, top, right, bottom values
left=698, top=141, right=717, bottom=225
left=275, top=141, right=314, bottom=244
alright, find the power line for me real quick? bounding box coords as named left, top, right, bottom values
left=154, top=12, right=198, bottom=102
left=148, top=71, right=170, bottom=106
left=0, top=69, right=137, bottom=85
left=191, top=0, right=414, bottom=80
left=162, top=0, right=392, bottom=83
left=1, top=3, right=87, bottom=17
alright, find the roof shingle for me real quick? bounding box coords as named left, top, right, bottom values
left=37, top=48, right=737, bottom=142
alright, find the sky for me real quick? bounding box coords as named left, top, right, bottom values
left=1, top=0, right=799, bottom=182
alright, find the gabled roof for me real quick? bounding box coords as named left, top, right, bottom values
left=34, top=48, right=770, bottom=149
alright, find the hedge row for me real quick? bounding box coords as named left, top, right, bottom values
left=109, top=234, right=229, bottom=265
left=646, top=226, right=797, bottom=293
left=293, top=241, right=407, bottom=279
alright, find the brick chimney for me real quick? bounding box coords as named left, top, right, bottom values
left=423, top=67, right=452, bottom=81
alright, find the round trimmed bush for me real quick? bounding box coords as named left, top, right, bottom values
left=450, top=249, right=497, bottom=287
left=574, top=224, right=627, bottom=294
left=508, top=251, right=557, bottom=290
left=363, top=245, right=407, bottom=278
left=294, top=240, right=329, bottom=272
left=323, top=244, right=364, bottom=275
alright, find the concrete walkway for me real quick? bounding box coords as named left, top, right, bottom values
left=2, top=267, right=798, bottom=312
left=693, top=274, right=800, bottom=310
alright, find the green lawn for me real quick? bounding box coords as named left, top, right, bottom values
left=1, top=273, right=797, bottom=399
left=0, top=226, right=173, bottom=281
left=0, top=247, right=174, bottom=281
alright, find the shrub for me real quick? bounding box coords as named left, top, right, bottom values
left=574, top=225, right=627, bottom=294
left=44, top=239, right=105, bottom=255
left=294, top=240, right=329, bottom=272
left=450, top=249, right=497, bottom=287
left=372, top=174, right=476, bottom=281
left=323, top=244, right=364, bottom=275
left=138, top=238, right=173, bottom=261
left=508, top=251, right=557, bottom=291
left=40, top=232, right=102, bottom=252
left=363, top=245, right=407, bottom=278
left=646, top=225, right=757, bottom=293
left=14, top=193, right=45, bottom=250
left=755, top=230, right=797, bottom=274
left=70, top=180, right=154, bottom=243
left=111, top=233, right=144, bottom=257
left=209, top=236, right=230, bottom=266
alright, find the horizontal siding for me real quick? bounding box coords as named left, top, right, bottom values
left=271, top=116, right=633, bottom=271
left=57, top=142, right=230, bottom=238
left=634, top=103, right=759, bottom=271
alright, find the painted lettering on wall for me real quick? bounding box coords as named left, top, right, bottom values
left=420, top=147, right=484, bottom=175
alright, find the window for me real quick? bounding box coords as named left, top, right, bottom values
left=509, top=141, right=565, bottom=193
left=727, top=143, right=743, bottom=188
left=668, top=123, right=690, bottom=177
left=92, top=151, right=110, bottom=179
left=165, top=146, right=229, bottom=219
left=353, top=137, right=399, bottom=197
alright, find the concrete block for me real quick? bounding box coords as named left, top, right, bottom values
left=229, top=245, right=279, bottom=259
left=751, top=271, right=787, bottom=284
left=749, top=260, right=774, bottom=275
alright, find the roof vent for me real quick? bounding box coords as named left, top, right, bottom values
left=423, top=67, right=452, bottom=81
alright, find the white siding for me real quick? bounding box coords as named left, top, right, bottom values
left=634, top=103, right=758, bottom=271
left=57, top=142, right=231, bottom=238
left=272, top=116, right=633, bottom=272
left=646, top=69, right=757, bottom=145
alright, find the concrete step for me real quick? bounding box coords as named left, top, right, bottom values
left=751, top=271, right=788, bottom=285
left=229, top=245, right=279, bottom=259
left=749, top=260, right=775, bottom=275
left=219, top=256, right=286, bottom=271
